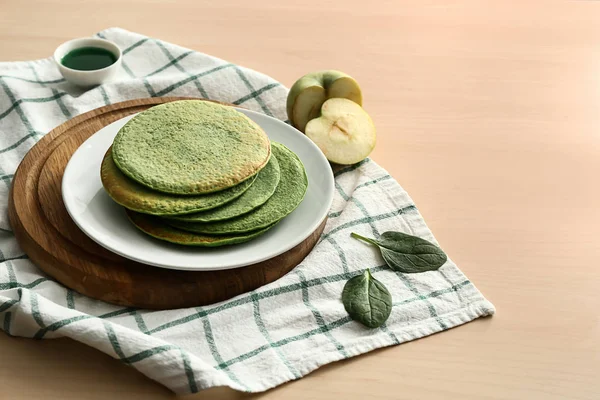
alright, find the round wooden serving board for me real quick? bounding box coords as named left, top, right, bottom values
left=8, top=97, right=326, bottom=309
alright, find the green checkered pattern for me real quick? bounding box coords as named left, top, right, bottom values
left=0, top=28, right=494, bottom=394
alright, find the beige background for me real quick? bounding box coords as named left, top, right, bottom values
left=1, top=0, right=599, bottom=399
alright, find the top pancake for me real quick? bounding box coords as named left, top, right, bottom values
left=112, top=100, right=271, bottom=195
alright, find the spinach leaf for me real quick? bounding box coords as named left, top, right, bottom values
left=351, top=231, right=447, bottom=273
left=342, top=269, right=392, bottom=328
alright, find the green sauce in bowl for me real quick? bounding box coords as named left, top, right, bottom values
left=61, top=47, right=117, bottom=71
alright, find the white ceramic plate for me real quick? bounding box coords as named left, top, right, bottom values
left=62, top=107, right=334, bottom=271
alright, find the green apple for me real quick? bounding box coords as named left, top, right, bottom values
left=305, top=98, right=376, bottom=165
left=287, top=70, right=362, bottom=132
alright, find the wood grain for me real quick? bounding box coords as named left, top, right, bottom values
left=38, top=134, right=122, bottom=260
left=1, top=0, right=600, bottom=399
left=8, top=97, right=326, bottom=309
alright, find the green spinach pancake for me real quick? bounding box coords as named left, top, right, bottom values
left=126, top=209, right=275, bottom=247
left=168, top=152, right=280, bottom=222
left=168, top=142, right=307, bottom=235
left=112, top=100, right=271, bottom=195
left=101, top=147, right=255, bottom=215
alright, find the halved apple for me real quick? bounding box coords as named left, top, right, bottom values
left=287, top=70, right=362, bottom=132
left=305, top=98, right=376, bottom=165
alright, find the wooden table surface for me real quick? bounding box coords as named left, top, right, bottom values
left=2, top=1, right=599, bottom=399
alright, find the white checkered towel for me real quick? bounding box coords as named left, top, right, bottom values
left=0, top=28, right=495, bottom=394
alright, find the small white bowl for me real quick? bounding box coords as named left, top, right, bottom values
left=54, top=37, right=122, bottom=87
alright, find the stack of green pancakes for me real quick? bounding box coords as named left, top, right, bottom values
left=101, top=100, right=308, bottom=247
